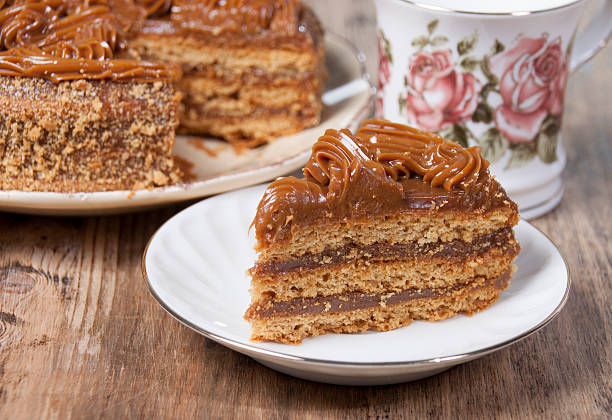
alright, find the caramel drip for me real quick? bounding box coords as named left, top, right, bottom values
left=356, top=119, right=488, bottom=192
left=0, top=0, right=179, bottom=82
left=172, top=0, right=299, bottom=35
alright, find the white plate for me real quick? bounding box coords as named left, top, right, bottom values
left=0, top=34, right=373, bottom=216
left=143, top=184, right=570, bottom=386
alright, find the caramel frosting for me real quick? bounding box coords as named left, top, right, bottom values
left=171, top=0, right=299, bottom=36
left=0, top=0, right=179, bottom=82
left=355, top=119, right=488, bottom=192
left=0, top=45, right=179, bottom=82
left=254, top=119, right=515, bottom=245
left=0, top=0, right=311, bottom=81
left=140, top=0, right=172, bottom=17
left=136, top=0, right=319, bottom=52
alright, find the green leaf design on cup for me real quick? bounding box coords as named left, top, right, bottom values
left=431, top=35, right=449, bottom=46
left=490, top=39, right=505, bottom=55
left=506, top=143, right=537, bottom=169
left=443, top=124, right=469, bottom=148
left=379, top=29, right=394, bottom=64
left=457, top=31, right=478, bottom=55
left=398, top=95, right=407, bottom=113
left=460, top=56, right=480, bottom=72
left=479, top=58, right=497, bottom=84
left=537, top=115, right=560, bottom=163
left=427, top=19, right=438, bottom=35
left=471, top=102, right=493, bottom=124
left=479, top=82, right=497, bottom=101
left=411, top=35, right=429, bottom=50
left=479, top=127, right=508, bottom=162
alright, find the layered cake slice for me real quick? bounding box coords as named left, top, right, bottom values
left=245, top=119, right=520, bottom=343
left=130, top=0, right=325, bottom=147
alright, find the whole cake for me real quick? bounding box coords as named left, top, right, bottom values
left=0, top=0, right=182, bottom=192
left=0, top=0, right=324, bottom=192
left=245, top=119, right=520, bottom=344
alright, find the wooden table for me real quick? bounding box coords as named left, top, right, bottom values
left=1, top=1, right=610, bottom=418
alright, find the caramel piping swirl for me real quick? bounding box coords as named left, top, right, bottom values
left=356, top=119, right=488, bottom=192
left=304, top=128, right=383, bottom=199
left=0, top=0, right=179, bottom=82
left=299, top=119, right=488, bottom=195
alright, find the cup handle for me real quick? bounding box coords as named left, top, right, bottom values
left=570, top=0, right=612, bottom=72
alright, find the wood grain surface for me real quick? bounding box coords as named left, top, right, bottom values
left=1, top=1, right=610, bottom=418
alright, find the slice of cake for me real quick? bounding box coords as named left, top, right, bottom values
left=0, top=0, right=182, bottom=192
left=245, top=119, right=520, bottom=344
left=129, top=0, right=325, bottom=147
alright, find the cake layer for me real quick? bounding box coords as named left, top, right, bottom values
left=248, top=268, right=510, bottom=319
left=177, top=65, right=322, bottom=87
left=253, top=227, right=517, bottom=275
left=249, top=237, right=519, bottom=301
left=257, top=208, right=517, bottom=261
left=181, top=90, right=320, bottom=118
left=246, top=269, right=511, bottom=343
left=178, top=75, right=321, bottom=109
left=131, top=31, right=321, bottom=73
left=0, top=77, right=181, bottom=192
left=179, top=106, right=320, bottom=146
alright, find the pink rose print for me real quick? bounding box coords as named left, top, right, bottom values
left=490, top=36, right=567, bottom=143
left=400, top=19, right=568, bottom=166
left=378, top=37, right=391, bottom=88
left=404, top=49, right=481, bottom=132
left=549, top=61, right=567, bottom=117
left=376, top=30, right=392, bottom=117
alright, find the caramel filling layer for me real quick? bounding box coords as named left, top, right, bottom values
left=246, top=268, right=511, bottom=319
left=251, top=228, right=519, bottom=276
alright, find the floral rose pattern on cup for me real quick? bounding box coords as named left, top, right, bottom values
left=394, top=19, right=569, bottom=168
left=488, top=35, right=567, bottom=165
left=401, top=48, right=480, bottom=131
left=376, top=29, right=393, bottom=116
left=490, top=36, right=565, bottom=143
